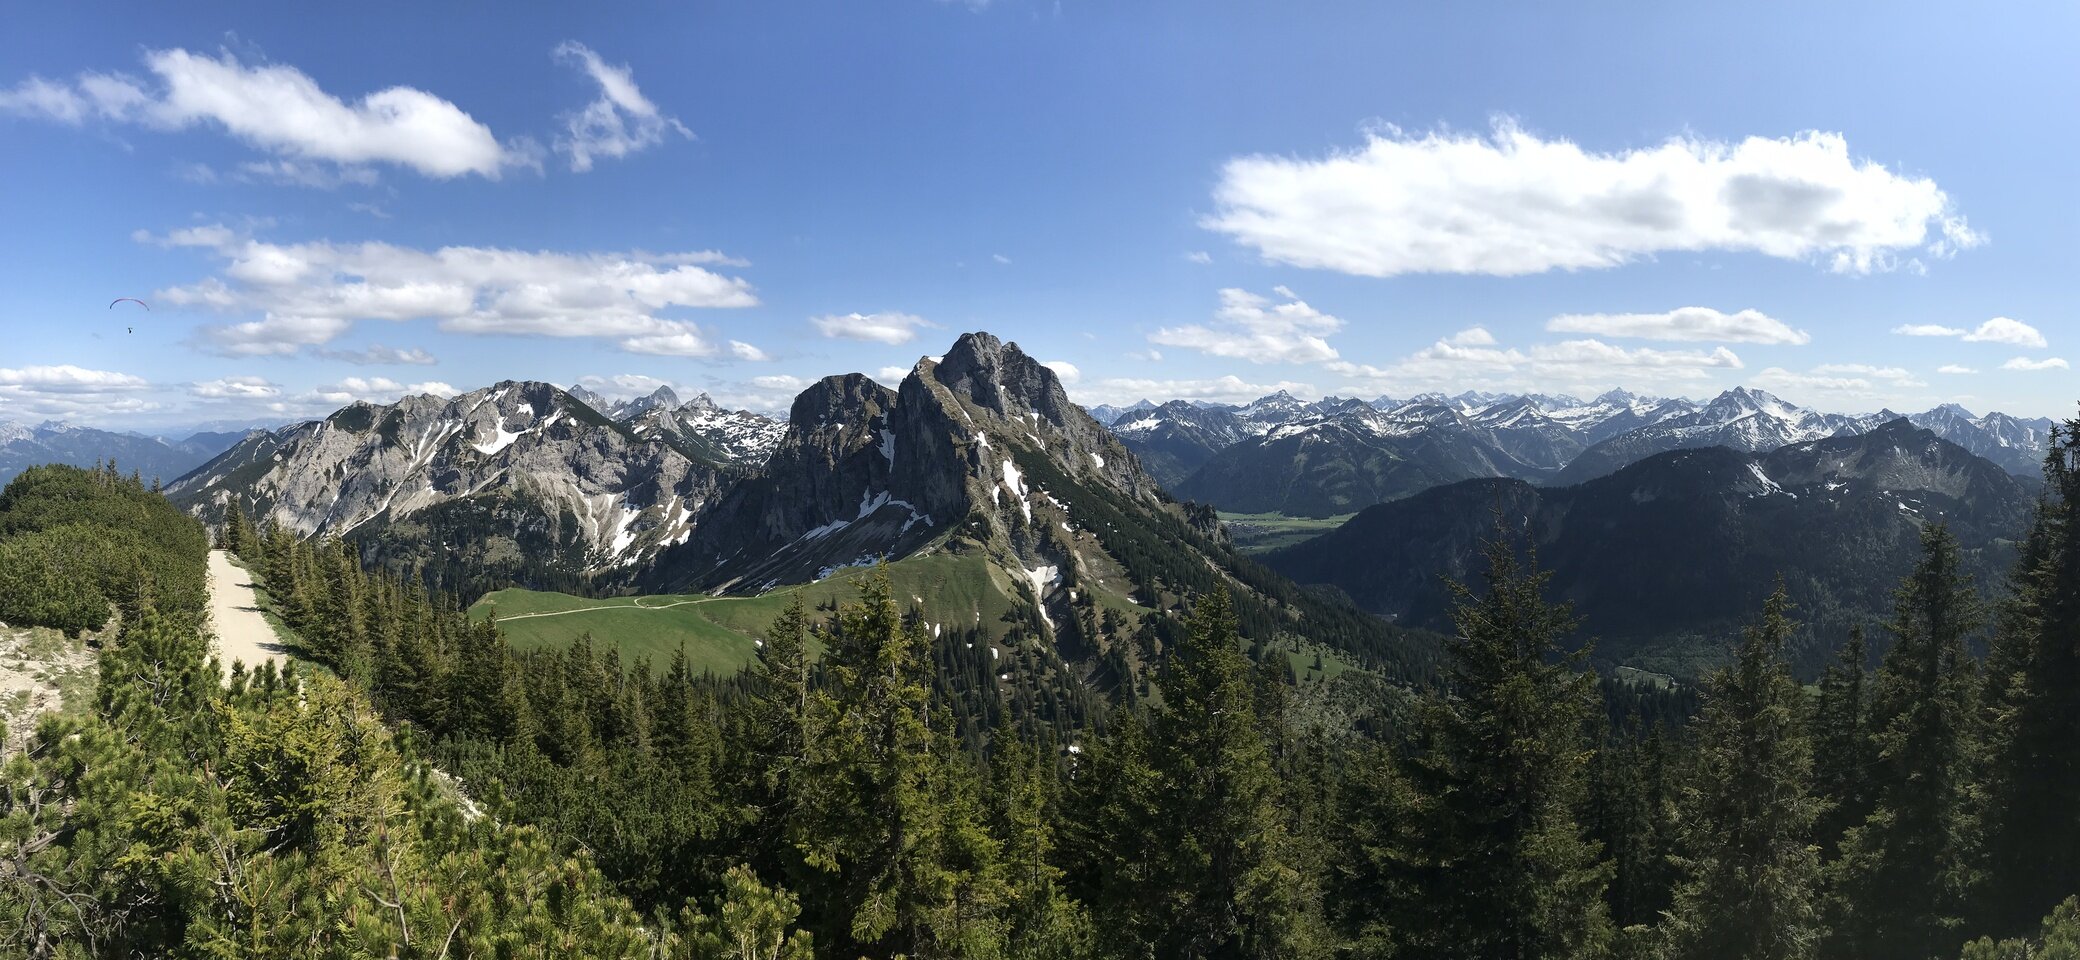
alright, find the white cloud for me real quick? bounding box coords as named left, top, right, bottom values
left=1936, top=364, right=1977, bottom=375
left=691, top=374, right=815, bottom=415
left=1890, top=317, right=2047, bottom=349
left=876, top=365, right=912, bottom=384
left=317, top=344, right=438, bottom=365
left=1184, top=251, right=1212, bottom=264
left=189, top=375, right=281, bottom=399
left=992, top=253, right=1012, bottom=265
left=1961, top=317, right=2048, bottom=348
left=2002, top=356, right=2069, bottom=371
left=1076, top=375, right=1317, bottom=407
left=810, top=311, right=934, bottom=345
left=1546, top=306, right=1809, bottom=345
left=301, top=377, right=457, bottom=407
left=0, top=365, right=150, bottom=393
left=1892, top=323, right=1966, bottom=337
left=0, top=365, right=156, bottom=422
left=575, top=374, right=676, bottom=398
left=1810, top=363, right=1924, bottom=385
left=1205, top=119, right=1980, bottom=277
left=1329, top=333, right=1743, bottom=396
left=236, top=159, right=381, bottom=189
left=3, top=48, right=523, bottom=180
left=728, top=340, right=772, bottom=362
left=1042, top=360, right=1082, bottom=384
left=551, top=42, right=689, bottom=172
left=1151, top=286, right=1342, bottom=364
left=148, top=226, right=756, bottom=357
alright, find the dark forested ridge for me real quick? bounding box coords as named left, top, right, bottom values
left=1266, top=419, right=2037, bottom=677
left=8, top=413, right=2080, bottom=959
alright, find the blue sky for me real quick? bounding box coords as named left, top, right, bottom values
left=1, top=0, right=2074, bottom=431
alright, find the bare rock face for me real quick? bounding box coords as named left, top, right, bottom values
left=645, top=332, right=1155, bottom=593
left=169, top=381, right=732, bottom=575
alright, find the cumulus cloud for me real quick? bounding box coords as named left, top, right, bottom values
left=1891, top=317, right=2047, bottom=349
left=189, top=375, right=281, bottom=399
left=2002, top=356, right=2069, bottom=371
left=0, top=364, right=150, bottom=393
left=1892, top=323, right=1966, bottom=337
left=1204, top=120, right=1980, bottom=277
left=1809, top=363, right=1924, bottom=386
left=810, top=311, right=935, bottom=345
left=1327, top=331, right=1743, bottom=397
left=2, top=48, right=523, bottom=180
left=1075, top=375, right=1317, bottom=407
left=552, top=42, right=690, bottom=172
left=1752, top=363, right=1931, bottom=403
left=1151, top=286, right=1342, bottom=364
left=1546, top=306, right=1809, bottom=345
left=876, top=365, right=913, bottom=384
left=301, top=377, right=458, bottom=407
left=146, top=225, right=757, bottom=357
left=728, top=340, right=772, bottom=362
left=1961, top=317, right=2048, bottom=348
left=1042, top=360, right=1082, bottom=384
left=0, top=364, right=157, bottom=421
left=1936, top=364, right=1977, bottom=375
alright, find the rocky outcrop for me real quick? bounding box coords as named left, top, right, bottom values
left=647, top=332, right=1154, bottom=592
left=169, top=381, right=731, bottom=575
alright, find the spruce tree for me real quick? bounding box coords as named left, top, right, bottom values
left=1978, top=417, right=2080, bottom=934
left=785, top=570, right=1004, bottom=958
left=1832, top=524, right=1983, bottom=958
left=1809, top=626, right=1874, bottom=858
left=1395, top=536, right=1611, bottom=960
left=1069, top=587, right=1314, bottom=959
left=1660, top=584, right=1825, bottom=960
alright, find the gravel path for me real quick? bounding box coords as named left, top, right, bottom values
left=207, top=550, right=292, bottom=677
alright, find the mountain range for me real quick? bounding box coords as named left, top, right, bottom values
left=165, top=333, right=1433, bottom=681
left=1095, top=386, right=2055, bottom=517
left=0, top=420, right=246, bottom=489
left=1263, top=418, right=2037, bottom=677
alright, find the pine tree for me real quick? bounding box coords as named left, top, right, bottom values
left=1832, top=524, right=1983, bottom=958
left=1392, top=536, right=1612, bottom=960
left=1660, top=584, right=1825, bottom=960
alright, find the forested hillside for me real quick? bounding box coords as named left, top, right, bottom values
left=11, top=415, right=2080, bottom=958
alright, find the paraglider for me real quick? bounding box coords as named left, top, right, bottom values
left=109, top=297, right=148, bottom=333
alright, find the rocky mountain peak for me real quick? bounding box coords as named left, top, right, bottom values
left=790, top=373, right=897, bottom=433
left=931, top=331, right=1075, bottom=427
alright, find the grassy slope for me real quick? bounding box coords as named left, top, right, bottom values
left=1220, top=511, right=1355, bottom=555
left=474, top=551, right=1018, bottom=673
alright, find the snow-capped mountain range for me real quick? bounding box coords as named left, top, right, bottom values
left=567, top=384, right=788, bottom=466
left=1095, top=386, right=2057, bottom=516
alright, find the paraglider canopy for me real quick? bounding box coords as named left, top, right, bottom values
left=109, top=297, right=149, bottom=310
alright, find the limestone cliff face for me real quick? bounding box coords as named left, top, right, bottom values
left=169, top=381, right=731, bottom=574
left=645, top=332, right=1157, bottom=594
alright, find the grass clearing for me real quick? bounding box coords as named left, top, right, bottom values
left=1219, top=511, right=1354, bottom=554
left=475, top=551, right=1020, bottom=673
